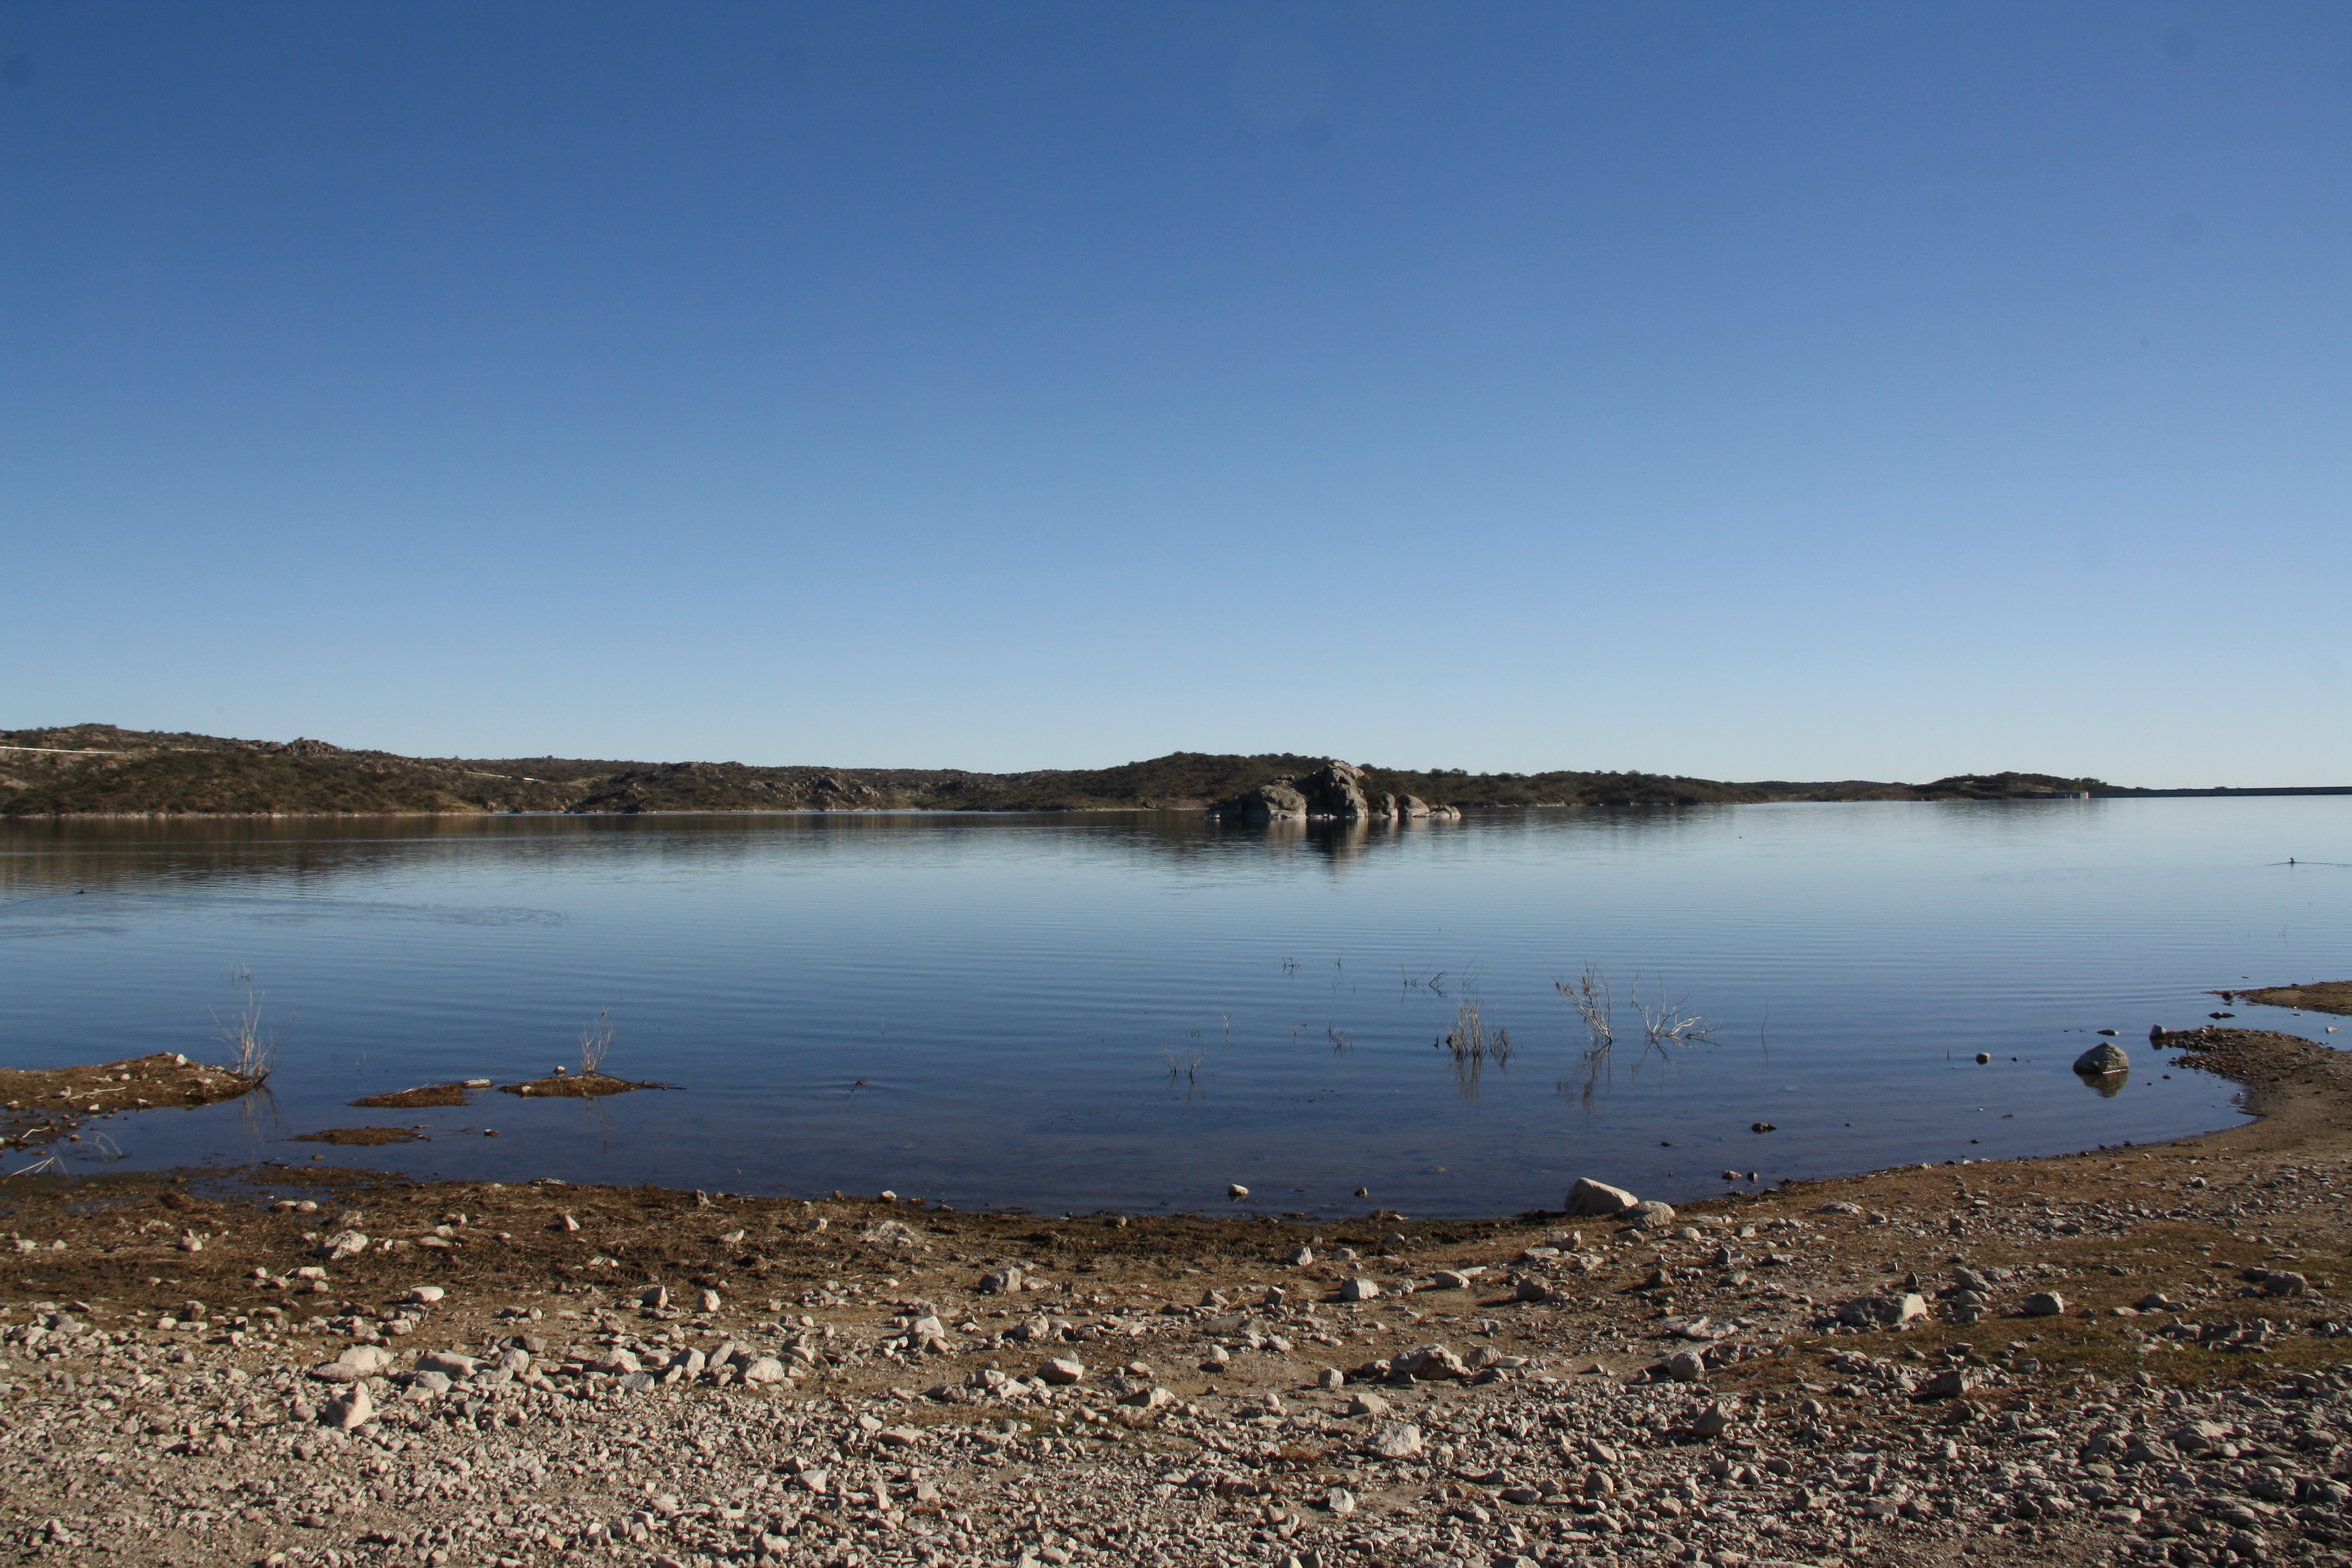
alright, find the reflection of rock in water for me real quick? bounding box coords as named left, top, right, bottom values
left=2073, top=1039, right=2131, bottom=1097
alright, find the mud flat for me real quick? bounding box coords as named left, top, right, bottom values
left=2230, top=981, right=2352, bottom=1017
left=0, top=1028, right=2345, bottom=1568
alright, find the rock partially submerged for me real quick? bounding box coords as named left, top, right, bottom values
left=2073, top=1040, right=2130, bottom=1076
left=1214, top=760, right=1458, bottom=824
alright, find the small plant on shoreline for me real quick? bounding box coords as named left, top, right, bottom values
left=213, top=984, right=286, bottom=1085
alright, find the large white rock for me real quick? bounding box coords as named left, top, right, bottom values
left=1364, top=1423, right=1423, bottom=1459
left=1565, top=1178, right=1638, bottom=1217
left=336, top=1344, right=393, bottom=1374
left=1038, top=1356, right=1086, bottom=1385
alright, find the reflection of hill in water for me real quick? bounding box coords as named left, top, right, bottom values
left=1, top=807, right=1733, bottom=895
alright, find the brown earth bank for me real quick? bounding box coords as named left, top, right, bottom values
left=1, top=724, right=2116, bottom=817
left=2228, top=983, right=2352, bottom=1018
left=498, top=1072, right=670, bottom=1100
left=0, top=1054, right=260, bottom=1148
left=0, top=1029, right=2345, bottom=1567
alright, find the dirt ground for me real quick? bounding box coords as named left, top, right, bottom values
left=0, top=1053, right=258, bottom=1149
left=0, top=1021, right=2345, bottom=1568
left=2230, top=982, right=2352, bottom=1017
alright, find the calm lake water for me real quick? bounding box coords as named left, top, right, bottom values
left=2, top=801, right=2347, bottom=1216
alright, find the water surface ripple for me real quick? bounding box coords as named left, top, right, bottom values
left=2, top=800, right=2345, bottom=1215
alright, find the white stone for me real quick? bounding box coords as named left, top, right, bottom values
left=1566, top=1178, right=1638, bottom=1217
left=336, top=1345, right=393, bottom=1374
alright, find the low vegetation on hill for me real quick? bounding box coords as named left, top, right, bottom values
left=0, top=725, right=2113, bottom=818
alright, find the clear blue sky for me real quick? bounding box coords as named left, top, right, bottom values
left=4, top=4, right=2347, bottom=785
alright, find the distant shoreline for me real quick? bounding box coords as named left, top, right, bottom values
left=5, top=724, right=2342, bottom=819
left=6, top=789, right=2349, bottom=824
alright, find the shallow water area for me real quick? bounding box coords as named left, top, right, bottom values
left=1, top=799, right=2345, bottom=1215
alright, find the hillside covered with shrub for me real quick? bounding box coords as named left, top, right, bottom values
left=0, top=725, right=2114, bottom=817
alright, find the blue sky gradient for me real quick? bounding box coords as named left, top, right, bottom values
left=4, top=4, right=2348, bottom=783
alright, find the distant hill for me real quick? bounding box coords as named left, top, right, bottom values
left=0, top=725, right=2122, bottom=818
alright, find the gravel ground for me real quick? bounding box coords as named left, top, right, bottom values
left=0, top=1025, right=2346, bottom=1568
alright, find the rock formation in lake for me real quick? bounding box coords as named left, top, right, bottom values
left=1213, top=760, right=1460, bottom=824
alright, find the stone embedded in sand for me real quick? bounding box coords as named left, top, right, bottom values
left=1038, top=1356, right=1085, bottom=1385
left=407, top=1285, right=445, bottom=1304
left=1285, top=1246, right=1313, bottom=1266
left=1393, top=1344, right=1470, bottom=1380
left=978, top=1266, right=1023, bottom=1294
left=1339, top=1278, right=1381, bottom=1302
left=321, top=1229, right=368, bottom=1261
left=338, top=1344, right=392, bottom=1374
left=1364, top=1422, right=1422, bottom=1459
left=2022, top=1291, right=2067, bottom=1316
left=1566, top=1178, right=1638, bottom=1216
left=1620, top=1201, right=1678, bottom=1230
left=1837, top=1293, right=1928, bottom=1329
left=322, top=1382, right=372, bottom=1430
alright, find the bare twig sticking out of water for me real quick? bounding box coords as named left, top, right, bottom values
left=1163, top=1044, right=1206, bottom=1085
left=1327, top=1025, right=1351, bottom=1053
left=579, top=1011, right=615, bottom=1076
left=1634, top=980, right=1716, bottom=1049
left=1558, top=966, right=1614, bottom=1050
left=1438, top=995, right=1511, bottom=1094
left=6, top=1145, right=67, bottom=1178
left=213, top=984, right=286, bottom=1084
left=1399, top=969, right=1450, bottom=996
left=1557, top=967, right=1717, bottom=1106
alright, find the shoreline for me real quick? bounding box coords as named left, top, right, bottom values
left=0, top=1027, right=2345, bottom=1567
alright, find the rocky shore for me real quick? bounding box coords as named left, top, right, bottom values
left=0, top=1026, right=2347, bottom=1568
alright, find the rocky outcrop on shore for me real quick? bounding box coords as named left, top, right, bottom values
left=1215, top=760, right=1462, bottom=825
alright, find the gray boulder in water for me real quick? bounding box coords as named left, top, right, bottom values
left=1296, top=760, right=1372, bottom=820
left=1225, top=783, right=1310, bottom=823
left=2072, top=1041, right=2129, bottom=1076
